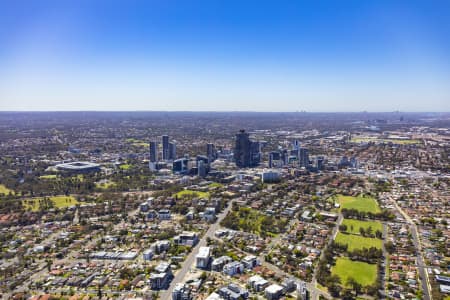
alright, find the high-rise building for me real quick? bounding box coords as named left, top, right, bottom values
left=250, top=141, right=261, bottom=166
left=234, top=130, right=251, bottom=168
left=350, top=156, right=358, bottom=168
left=206, top=143, right=216, bottom=162
left=169, top=142, right=176, bottom=160
left=197, top=160, right=206, bottom=177
left=281, top=149, right=289, bottom=165
left=149, top=141, right=158, bottom=162
left=162, top=135, right=169, bottom=160
left=269, top=151, right=281, bottom=168
left=315, top=156, right=324, bottom=170
left=299, top=148, right=309, bottom=168
left=234, top=129, right=260, bottom=168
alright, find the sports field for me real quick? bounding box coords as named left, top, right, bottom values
left=335, top=232, right=382, bottom=251
left=351, top=137, right=421, bottom=145
left=174, top=189, right=210, bottom=199
left=23, top=196, right=79, bottom=211
left=341, top=219, right=383, bottom=235
left=331, top=257, right=377, bottom=287
left=338, top=195, right=381, bottom=213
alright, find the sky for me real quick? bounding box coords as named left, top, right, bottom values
left=0, top=0, right=449, bottom=112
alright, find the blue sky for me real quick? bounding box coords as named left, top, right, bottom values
left=0, top=0, right=449, bottom=111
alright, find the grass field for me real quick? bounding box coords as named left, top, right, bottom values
left=0, top=184, right=13, bottom=195
left=119, top=164, right=132, bottom=170
left=341, top=219, right=383, bottom=235
left=331, top=257, right=377, bottom=287
left=221, top=206, right=286, bottom=236
left=96, top=181, right=116, bottom=189
left=338, top=195, right=381, bottom=213
left=39, top=174, right=58, bottom=179
left=208, top=182, right=224, bottom=188
left=174, top=189, right=210, bottom=199
left=23, top=196, right=79, bottom=211
left=335, top=232, right=382, bottom=251
left=351, top=137, right=421, bottom=145
left=126, top=138, right=149, bottom=147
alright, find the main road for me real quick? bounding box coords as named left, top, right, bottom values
left=391, top=197, right=432, bottom=300
left=159, top=200, right=234, bottom=300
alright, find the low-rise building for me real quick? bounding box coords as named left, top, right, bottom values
left=218, top=284, right=249, bottom=300
left=173, top=232, right=199, bottom=247
left=158, top=209, right=171, bottom=220
left=172, top=283, right=192, bottom=300
left=143, top=249, right=153, bottom=261
left=196, top=246, right=211, bottom=269
left=241, top=255, right=259, bottom=269
left=151, top=240, right=171, bottom=253
left=211, top=256, right=232, bottom=271
left=265, top=283, right=284, bottom=300
left=223, top=261, right=244, bottom=276
left=248, top=275, right=269, bottom=292
left=150, top=262, right=173, bottom=290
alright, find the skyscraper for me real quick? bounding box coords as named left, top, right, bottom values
left=169, top=142, right=177, bottom=160
left=197, top=160, right=206, bottom=177
left=250, top=141, right=261, bottom=166
left=206, top=143, right=216, bottom=163
left=162, top=135, right=169, bottom=160
left=299, top=148, right=309, bottom=168
left=149, top=141, right=158, bottom=162
left=315, top=155, right=324, bottom=170
left=234, top=129, right=260, bottom=168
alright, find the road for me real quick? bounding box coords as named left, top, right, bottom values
left=311, top=212, right=343, bottom=295
left=391, top=197, right=432, bottom=300
left=159, top=200, right=234, bottom=300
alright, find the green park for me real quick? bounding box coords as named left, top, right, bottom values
left=331, top=257, right=378, bottom=287
left=338, top=194, right=381, bottom=213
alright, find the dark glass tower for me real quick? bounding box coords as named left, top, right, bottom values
left=162, top=135, right=169, bottom=160
left=206, top=143, right=216, bottom=162
left=149, top=141, right=158, bottom=162
left=234, top=130, right=260, bottom=168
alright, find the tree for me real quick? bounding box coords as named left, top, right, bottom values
left=359, top=227, right=365, bottom=237
left=385, top=241, right=395, bottom=254
left=375, top=229, right=383, bottom=239
left=97, top=286, right=102, bottom=298
left=46, top=259, right=52, bottom=272
left=347, top=277, right=362, bottom=295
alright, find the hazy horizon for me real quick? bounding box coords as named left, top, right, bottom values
left=1, top=110, right=449, bottom=114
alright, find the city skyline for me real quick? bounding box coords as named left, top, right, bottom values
left=1, top=1, right=450, bottom=112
